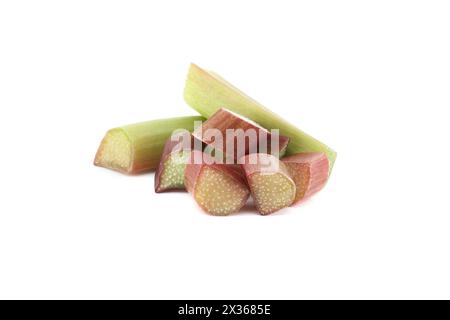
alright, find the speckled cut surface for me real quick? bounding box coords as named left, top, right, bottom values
left=194, top=167, right=249, bottom=216
left=248, top=172, right=295, bottom=215
left=159, top=151, right=190, bottom=190
left=95, top=129, right=131, bottom=172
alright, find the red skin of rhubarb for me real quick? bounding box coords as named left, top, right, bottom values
left=184, top=151, right=250, bottom=215
left=192, top=108, right=289, bottom=163
left=282, top=152, right=329, bottom=205
left=154, top=132, right=193, bottom=193
left=241, top=153, right=296, bottom=215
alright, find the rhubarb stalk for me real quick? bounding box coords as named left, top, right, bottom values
left=184, top=63, right=336, bottom=173
left=282, top=153, right=329, bottom=205
left=94, top=116, right=204, bottom=174
left=192, top=108, right=289, bottom=162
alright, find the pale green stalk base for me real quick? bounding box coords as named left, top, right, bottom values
left=94, top=116, right=205, bottom=174
left=183, top=64, right=337, bottom=174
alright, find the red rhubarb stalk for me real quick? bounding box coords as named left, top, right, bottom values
left=282, top=153, right=329, bottom=205
left=192, top=108, right=289, bottom=163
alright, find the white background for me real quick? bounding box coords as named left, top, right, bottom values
left=1, top=1, right=449, bottom=299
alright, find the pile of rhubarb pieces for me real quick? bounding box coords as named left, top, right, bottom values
left=94, top=64, right=336, bottom=216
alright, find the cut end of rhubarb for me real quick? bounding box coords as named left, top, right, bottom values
left=282, top=153, right=329, bottom=205
left=241, top=154, right=295, bottom=215
left=154, top=132, right=193, bottom=193
left=94, top=128, right=132, bottom=174
left=247, top=173, right=295, bottom=215
left=194, top=167, right=249, bottom=216
left=185, top=151, right=250, bottom=216
left=155, top=151, right=190, bottom=192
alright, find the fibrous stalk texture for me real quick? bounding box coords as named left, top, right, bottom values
left=192, top=108, right=289, bottom=162
left=282, top=152, right=329, bottom=205
left=184, top=63, right=336, bottom=174
left=94, top=116, right=204, bottom=174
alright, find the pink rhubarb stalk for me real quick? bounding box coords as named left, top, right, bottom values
left=192, top=108, right=289, bottom=163
left=282, top=152, right=329, bottom=205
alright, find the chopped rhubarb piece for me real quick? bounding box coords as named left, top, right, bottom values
left=192, top=108, right=289, bottom=163
left=184, top=63, right=336, bottom=173
left=282, top=153, right=329, bottom=204
left=154, top=132, right=192, bottom=193
left=184, top=151, right=250, bottom=216
left=94, top=116, right=204, bottom=174
left=241, top=154, right=296, bottom=215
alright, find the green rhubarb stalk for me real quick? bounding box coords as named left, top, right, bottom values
left=183, top=64, right=337, bottom=173
left=94, top=116, right=205, bottom=174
